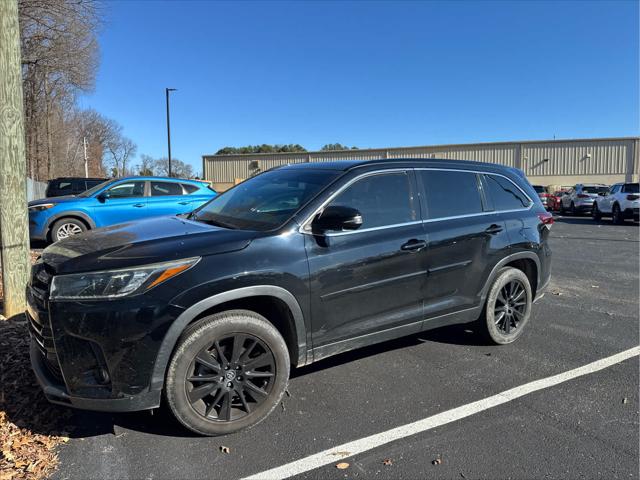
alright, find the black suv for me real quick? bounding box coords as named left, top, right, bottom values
left=28, top=159, right=552, bottom=435
left=45, top=177, right=107, bottom=197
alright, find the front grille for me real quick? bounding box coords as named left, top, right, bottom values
left=27, top=260, right=63, bottom=381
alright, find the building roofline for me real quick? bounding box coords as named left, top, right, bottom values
left=202, top=136, right=640, bottom=160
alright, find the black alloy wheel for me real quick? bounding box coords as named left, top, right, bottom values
left=493, top=279, right=527, bottom=335
left=165, top=310, right=290, bottom=436
left=186, top=333, right=275, bottom=422
left=612, top=204, right=624, bottom=225
left=480, top=266, right=532, bottom=345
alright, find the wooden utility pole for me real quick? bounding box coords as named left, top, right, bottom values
left=0, top=0, right=30, bottom=318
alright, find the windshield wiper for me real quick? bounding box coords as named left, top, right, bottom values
left=193, top=216, right=236, bottom=229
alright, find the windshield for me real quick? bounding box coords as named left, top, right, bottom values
left=533, top=185, right=546, bottom=193
left=192, top=169, right=340, bottom=231
left=582, top=186, right=608, bottom=194
left=77, top=179, right=115, bottom=197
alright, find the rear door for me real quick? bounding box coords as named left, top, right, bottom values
left=146, top=180, right=192, bottom=217
left=416, top=169, right=512, bottom=321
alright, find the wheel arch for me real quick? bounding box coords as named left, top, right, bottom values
left=45, top=211, right=96, bottom=240
left=480, top=252, right=541, bottom=304
left=150, top=286, right=308, bottom=391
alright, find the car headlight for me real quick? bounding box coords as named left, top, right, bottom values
left=49, top=257, right=200, bottom=301
left=29, top=203, right=56, bottom=212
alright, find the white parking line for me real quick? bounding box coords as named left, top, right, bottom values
left=243, top=346, right=640, bottom=480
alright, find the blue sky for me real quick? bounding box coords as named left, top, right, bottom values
left=79, top=0, right=639, bottom=174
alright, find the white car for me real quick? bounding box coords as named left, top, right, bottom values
left=559, top=183, right=609, bottom=215
left=592, top=182, right=640, bottom=224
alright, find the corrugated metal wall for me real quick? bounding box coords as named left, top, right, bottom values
left=203, top=137, right=639, bottom=184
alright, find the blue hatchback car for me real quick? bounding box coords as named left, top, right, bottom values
left=28, top=176, right=217, bottom=243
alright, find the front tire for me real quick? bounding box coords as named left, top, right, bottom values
left=479, top=267, right=533, bottom=345
left=570, top=202, right=577, bottom=216
left=51, top=218, right=87, bottom=242
left=165, top=310, right=290, bottom=436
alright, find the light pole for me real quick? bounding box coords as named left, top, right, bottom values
left=165, top=87, right=177, bottom=177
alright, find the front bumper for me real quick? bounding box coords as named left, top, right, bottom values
left=27, top=262, right=185, bottom=412
left=30, top=341, right=161, bottom=412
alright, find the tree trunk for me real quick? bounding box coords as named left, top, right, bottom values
left=0, top=0, right=30, bottom=318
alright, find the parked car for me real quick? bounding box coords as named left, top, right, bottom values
left=592, top=182, right=640, bottom=223
left=547, top=190, right=565, bottom=212
left=559, top=183, right=608, bottom=215
left=532, top=185, right=551, bottom=210
left=28, top=159, right=552, bottom=435
left=28, top=176, right=216, bottom=243
left=45, top=177, right=108, bottom=197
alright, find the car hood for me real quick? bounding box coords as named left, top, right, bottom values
left=29, top=195, right=80, bottom=207
left=42, top=215, right=258, bottom=274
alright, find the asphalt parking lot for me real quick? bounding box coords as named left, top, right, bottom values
left=49, top=215, right=638, bottom=480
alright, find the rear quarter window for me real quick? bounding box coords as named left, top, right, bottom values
left=182, top=184, right=200, bottom=194
left=483, top=174, right=531, bottom=211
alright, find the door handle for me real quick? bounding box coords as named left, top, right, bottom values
left=178, top=201, right=190, bottom=205
left=133, top=203, right=145, bottom=208
left=485, top=224, right=503, bottom=234
left=401, top=239, right=427, bottom=252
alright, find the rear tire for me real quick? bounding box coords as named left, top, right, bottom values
left=592, top=203, right=601, bottom=221
left=559, top=202, right=566, bottom=215
left=51, top=218, right=87, bottom=242
left=479, top=267, right=532, bottom=345
left=165, top=310, right=290, bottom=436
left=612, top=203, right=624, bottom=225
left=570, top=202, right=577, bottom=216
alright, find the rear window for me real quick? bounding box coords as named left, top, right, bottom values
left=418, top=170, right=483, bottom=219
left=182, top=184, right=200, bottom=194
left=622, top=183, right=639, bottom=193
left=483, top=174, right=531, bottom=211
left=533, top=185, right=546, bottom=193
left=582, top=186, right=608, bottom=194
left=151, top=181, right=184, bottom=196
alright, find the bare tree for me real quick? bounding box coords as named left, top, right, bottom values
left=137, top=154, right=156, bottom=176
left=18, top=0, right=102, bottom=180
left=106, top=136, right=137, bottom=177
left=154, top=157, right=194, bottom=179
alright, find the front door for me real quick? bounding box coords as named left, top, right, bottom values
left=146, top=180, right=193, bottom=217
left=91, top=180, right=148, bottom=227
left=305, top=170, right=428, bottom=356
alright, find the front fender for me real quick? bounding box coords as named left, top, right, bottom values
left=149, top=285, right=308, bottom=391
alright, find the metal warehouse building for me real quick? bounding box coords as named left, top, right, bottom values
left=203, top=137, right=639, bottom=192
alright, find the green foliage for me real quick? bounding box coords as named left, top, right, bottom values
left=320, top=143, right=359, bottom=151
left=215, top=144, right=307, bottom=155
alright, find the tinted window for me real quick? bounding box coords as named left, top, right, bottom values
left=194, top=169, right=339, bottom=231
left=56, top=181, right=72, bottom=192
left=582, top=186, right=608, bottom=194
left=610, top=185, right=621, bottom=194
left=622, top=183, right=639, bottom=193
left=418, top=170, right=483, bottom=219
left=107, top=181, right=145, bottom=198
left=533, top=185, right=546, bottom=193
left=151, top=181, right=183, bottom=196
left=86, top=180, right=104, bottom=189
left=484, top=174, right=531, bottom=210
left=183, top=184, right=199, bottom=194
left=328, top=172, right=415, bottom=229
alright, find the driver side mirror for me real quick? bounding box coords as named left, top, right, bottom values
left=312, top=206, right=363, bottom=233
left=97, top=191, right=110, bottom=202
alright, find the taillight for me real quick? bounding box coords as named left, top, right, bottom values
left=577, top=194, right=590, bottom=198
left=627, top=194, right=639, bottom=201
left=537, top=212, right=554, bottom=228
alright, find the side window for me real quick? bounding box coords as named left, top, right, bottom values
left=328, top=172, right=416, bottom=229
left=57, top=181, right=72, bottom=193
left=483, top=174, right=531, bottom=211
left=107, top=181, right=145, bottom=198
left=182, top=184, right=199, bottom=194
left=418, top=170, right=483, bottom=219
left=151, top=181, right=184, bottom=196
left=622, top=183, right=639, bottom=194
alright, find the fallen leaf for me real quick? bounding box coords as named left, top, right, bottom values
left=336, top=462, right=349, bottom=470
left=432, top=458, right=442, bottom=465
left=220, top=446, right=230, bottom=454
left=383, top=458, right=393, bottom=466
left=622, top=397, right=628, bottom=404
left=591, top=285, right=599, bottom=288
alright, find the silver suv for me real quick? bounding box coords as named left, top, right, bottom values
left=559, top=183, right=608, bottom=215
